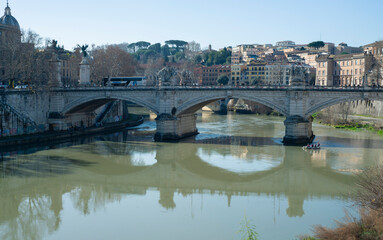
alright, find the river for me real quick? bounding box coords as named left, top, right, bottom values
left=0, top=110, right=383, bottom=240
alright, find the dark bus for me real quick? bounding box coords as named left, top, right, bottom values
left=103, top=77, right=146, bottom=86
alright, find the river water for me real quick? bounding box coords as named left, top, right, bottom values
left=1, top=110, right=383, bottom=240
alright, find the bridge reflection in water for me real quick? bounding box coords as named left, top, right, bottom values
left=0, top=133, right=363, bottom=239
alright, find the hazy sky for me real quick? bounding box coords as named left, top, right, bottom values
left=7, top=0, right=383, bottom=50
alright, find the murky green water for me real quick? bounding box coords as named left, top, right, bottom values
left=1, top=111, right=383, bottom=240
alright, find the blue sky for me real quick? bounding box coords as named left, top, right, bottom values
left=8, top=0, right=383, bottom=50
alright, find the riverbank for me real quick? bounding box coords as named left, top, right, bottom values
left=0, top=114, right=144, bottom=149
left=314, top=112, right=383, bottom=137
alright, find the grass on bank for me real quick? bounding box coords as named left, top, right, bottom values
left=313, top=112, right=383, bottom=137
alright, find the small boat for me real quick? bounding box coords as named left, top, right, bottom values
left=303, top=143, right=321, bottom=150
left=234, top=104, right=253, bottom=114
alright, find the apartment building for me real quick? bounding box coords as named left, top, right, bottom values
left=200, top=64, right=231, bottom=85
left=245, top=61, right=266, bottom=85
left=231, top=60, right=266, bottom=85
left=231, top=64, right=246, bottom=85
left=316, top=53, right=368, bottom=86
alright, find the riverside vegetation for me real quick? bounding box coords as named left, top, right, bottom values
left=300, top=166, right=383, bottom=240
left=313, top=102, right=383, bottom=137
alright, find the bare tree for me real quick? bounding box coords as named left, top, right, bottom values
left=187, top=41, right=201, bottom=53
left=89, top=45, right=138, bottom=85
left=21, top=29, right=43, bottom=48
left=143, top=58, right=165, bottom=86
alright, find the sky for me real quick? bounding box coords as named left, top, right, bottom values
left=7, top=0, right=383, bottom=50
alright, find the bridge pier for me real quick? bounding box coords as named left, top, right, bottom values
left=48, top=93, right=67, bottom=131
left=283, top=115, right=314, bottom=145
left=154, top=113, right=198, bottom=141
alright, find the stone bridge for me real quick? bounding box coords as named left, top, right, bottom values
left=2, top=85, right=383, bottom=144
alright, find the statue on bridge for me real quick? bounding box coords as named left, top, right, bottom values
left=157, top=67, right=178, bottom=86
left=77, top=44, right=89, bottom=58
left=290, top=66, right=309, bottom=86
left=177, top=69, right=194, bottom=86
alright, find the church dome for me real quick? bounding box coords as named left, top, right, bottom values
left=0, top=4, right=19, bottom=29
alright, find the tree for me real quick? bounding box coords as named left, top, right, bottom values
left=187, top=41, right=201, bottom=53
left=308, top=41, right=325, bottom=50
left=217, top=75, right=229, bottom=85
left=143, top=58, right=165, bottom=86
left=199, top=47, right=232, bottom=66
left=21, top=29, right=43, bottom=48
left=135, top=41, right=151, bottom=50
left=127, top=43, right=136, bottom=53
left=165, top=40, right=188, bottom=53
left=149, top=43, right=161, bottom=53
left=161, top=44, right=170, bottom=58
left=194, top=55, right=202, bottom=64
left=0, top=28, right=44, bottom=86
left=89, top=45, right=138, bottom=85
left=174, top=52, right=185, bottom=61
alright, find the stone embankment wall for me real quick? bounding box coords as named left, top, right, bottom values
left=349, top=100, right=383, bottom=117
left=0, top=91, right=50, bottom=137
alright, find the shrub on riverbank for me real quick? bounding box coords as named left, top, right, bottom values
left=311, top=209, right=383, bottom=240
left=301, top=167, right=383, bottom=240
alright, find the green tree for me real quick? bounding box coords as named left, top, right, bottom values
left=217, top=75, right=229, bottom=85
left=127, top=43, right=136, bottom=53
left=165, top=40, right=188, bottom=53
left=135, top=41, right=151, bottom=50
left=174, top=52, right=185, bottom=61
left=194, top=55, right=202, bottom=64
left=199, top=47, right=232, bottom=66
left=308, top=41, right=325, bottom=50
left=161, top=44, right=170, bottom=57
left=149, top=43, right=161, bottom=53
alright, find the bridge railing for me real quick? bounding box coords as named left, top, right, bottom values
left=3, top=85, right=383, bottom=92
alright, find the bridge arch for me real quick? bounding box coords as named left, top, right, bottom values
left=176, top=93, right=288, bottom=116
left=305, top=95, right=383, bottom=118
left=62, top=95, right=159, bottom=115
